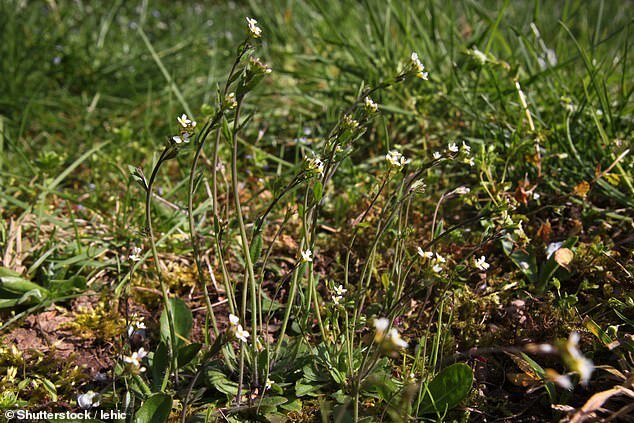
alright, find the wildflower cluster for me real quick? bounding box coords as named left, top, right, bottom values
left=123, top=348, right=147, bottom=374
left=304, top=156, right=325, bottom=176
left=228, top=314, right=250, bottom=343
left=373, top=318, right=409, bottom=350
left=127, top=313, right=146, bottom=338
left=363, top=96, right=378, bottom=113
left=408, top=52, right=429, bottom=80
left=246, top=17, right=262, bottom=38
left=385, top=150, right=410, bottom=169
left=331, top=284, right=347, bottom=306
left=128, top=246, right=142, bottom=262
left=417, top=247, right=446, bottom=273
left=172, top=113, right=197, bottom=145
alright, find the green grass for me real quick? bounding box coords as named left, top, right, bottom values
left=0, top=0, right=632, bottom=421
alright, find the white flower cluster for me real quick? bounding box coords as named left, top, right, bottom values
left=373, top=318, right=409, bottom=349
left=128, top=246, right=142, bottom=262
left=172, top=113, right=197, bottom=145
left=474, top=255, right=490, bottom=271
left=305, top=156, right=325, bottom=176
left=342, top=114, right=359, bottom=130
left=332, top=284, right=347, bottom=305
left=127, top=313, right=146, bottom=338
left=249, top=56, right=272, bottom=74
left=386, top=150, right=410, bottom=169
left=409, top=52, right=429, bottom=80
left=417, top=247, right=446, bottom=273
left=301, top=249, right=313, bottom=263
left=364, top=96, right=378, bottom=113
left=123, top=348, right=147, bottom=373
left=246, top=17, right=262, bottom=38
left=229, top=313, right=250, bottom=343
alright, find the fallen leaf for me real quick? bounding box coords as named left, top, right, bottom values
left=554, top=248, right=574, bottom=267
left=572, top=181, right=590, bottom=197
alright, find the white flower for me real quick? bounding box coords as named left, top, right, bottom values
left=177, top=114, right=196, bottom=129
left=123, top=348, right=147, bottom=372
left=235, top=325, right=250, bottom=343
left=306, top=156, right=324, bottom=175
left=128, top=246, right=142, bottom=262
left=77, top=391, right=101, bottom=409
left=224, top=92, right=237, bottom=109
left=474, top=255, right=490, bottom=271
left=519, top=261, right=530, bottom=270
left=249, top=56, right=272, bottom=74
left=461, top=141, right=471, bottom=153
left=333, top=284, right=347, bottom=296
left=448, top=142, right=459, bottom=153
left=301, top=249, right=313, bottom=263
left=452, top=186, right=470, bottom=195
left=432, top=151, right=442, bottom=160
left=417, top=247, right=434, bottom=259
left=564, top=332, right=594, bottom=385
left=373, top=317, right=390, bottom=333
left=388, top=328, right=409, bottom=348
left=332, top=295, right=342, bottom=305
left=127, top=314, right=146, bottom=337
left=229, top=314, right=240, bottom=326
left=364, top=96, right=378, bottom=113
left=386, top=150, right=410, bottom=169
left=246, top=17, right=262, bottom=38
left=265, top=378, right=274, bottom=390
left=172, top=133, right=191, bottom=144
left=432, top=264, right=443, bottom=273
left=546, top=242, right=563, bottom=259
left=342, top=114, right=359, bottom=129
left=410, top=52, right=429, bottom=80
left=472, top=47, right=488, bottom=65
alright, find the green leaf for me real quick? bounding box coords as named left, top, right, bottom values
left=417, top=363, right=473, bottom=415
left=250, top=232, right=263, bottom=263
left=0, top=275, right=48, bottom=296
left=205, top=369, right=239, bottom=395
left=177, top=343, right=202, bottom=368
left=134, top=393, right=173, bottom=423
left=151, top=342, right=169, bottom=392
left=313, top=180, right=323, bottom=202
left=160, top=298, right=193, bottom=348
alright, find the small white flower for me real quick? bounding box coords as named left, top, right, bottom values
left=448, top=142, right=459, bottom=153
left=564, top=332, right=594, bottom=385
left=229, top=314, right=240, bottom=326
left=386, top=150, right=410, bottom=169
left=77, top=391, right=101, bottom=409
left=546, top=242, right=563, bottom=259
left=373, top=317, right=390, bottom=333
left=128, top=246, right=142, bottom=262
left=306, top=156, right=325, bottom=175
left=434, top=252, right=446, bottom=263
left=127, top=314, right=146, bottom=337
left=123, top=348, right=147, bottom=372
left=265, top=378, right=274, bottom=390
left=301, top=249, right=313, bottom=263
left=388, top=328, right=409, bottom=349
left=432, top=151, right=442, bottom=160
left=417, top=247, right=434, bottom=259
left=333, top=285, right=347, bottom=296
left=474, top=255, right=490, bottom=271
left=519, top=261, right=530, bottom=270
left=452, top=186, right=470, bottom=195
left=224, top=92, right=237, bottom=109
left=364, top=96, right=378, bottom=113
left=342, top=114, right=359, bottom=129
left=461, top=141, right=471, bottom=153
left=172, top=133, right=191, bottom=144
left=235, top=325, right=250, bottom=343
left=409, top=52, right=429, bottom=80
left=246, top=17, right=262, bottom=38
left=472, top=47, right=488, bottom=65
left=432, top=264, right=443, bottom=273
left=177, top=114, right=196, bottom=129
left=332, top=295, right=342, bottom=305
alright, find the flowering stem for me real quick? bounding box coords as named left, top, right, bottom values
left=230, top=98, right=259, bottom=384
left=145, top=147, right=178, bottom=384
